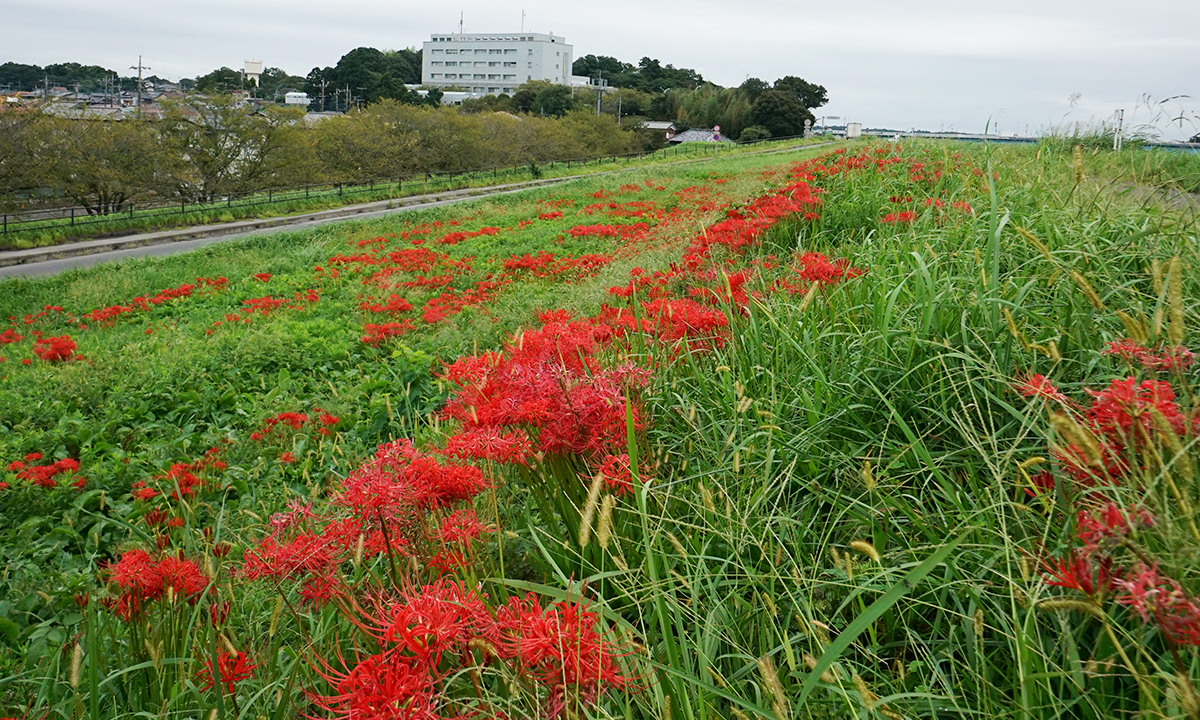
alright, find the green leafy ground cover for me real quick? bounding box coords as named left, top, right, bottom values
left=1, top=141, right=1199, bottom=720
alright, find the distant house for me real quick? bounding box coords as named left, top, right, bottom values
left=667, top=127, right=734, bottom=144
left=638, top=120, right=677, bottom=139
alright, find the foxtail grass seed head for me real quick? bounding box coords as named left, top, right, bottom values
left=799, top=280, right=821, bottom=312
left=1049, top=413, right=1103, bottom=466
left=1046, top=339, right=1062, bottom=362
left=1036, top=597, right=1105, bottom=618
left=597, top=494, right=616, bottom=549
left=145, top=639, right=162, bottom=670
left=209, top=709, right=219, bottom=720
left=1175, top=671, right=1200, bottom=720
left=758, top=654, right=790, bottom=720
left=853, top=674, right=877, bottom=710
left=468, top=638, right=500, bottom=658
left=736, top=396, right=753, bottom=414
left=354, top=532, right=365, bottom=567
left=1069, top=270, right=1105, bottom=311
left=810, top=619, right=832, bottom=647
left=803, top=653, right=838, bottom=684
left=862, top=460, right=876, bottom=491
left=1019, top=555, right=1032, bottom=581
left=849, top=540, right=881, bottom=563
left=612, top=554, right=629, bottom=572
left=700, top=483, right=716, bottom=513
left=1002, top=307, right=1030, bottom=349
left=663, top=693, right=673, bottom=720
left=269, top=595, right=284, bottom=638
left=1116, top=310, right=1148, bottom=345
left=1152, top=258, right=1165, bottom=297
left=578, top=471, right=605, bottom=547
left=973, top=608, right=985, bottom=643
left=1018, top=456, right=1047, bottom=470
left=762, top=591, right=778, bottom=617
left=731, top=710, right=751, bottom=720
left=1073, top=145, right=1084, bottom=182
left=1016, top=226, right=1054, bottom=263
left=666, top=532, right=687, bottom=557
left=733, top=450, right=741, bottom=473
left=70, top=642, right=83, bottom=689
left=1168, top=255, right=1185, bottom=346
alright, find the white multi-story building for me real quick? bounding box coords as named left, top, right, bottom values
left=422, top=32, right=573, bottom=96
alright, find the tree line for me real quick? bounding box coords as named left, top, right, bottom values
left=0, top=97, right=643, bottom=214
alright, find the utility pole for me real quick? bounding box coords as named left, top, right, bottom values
left=521, top=9, right=525, bottom=33
left=1113, top=109, right=1125, bottom=150
left=319, top=79, right=327, bottom=112
left=130, top=55, right=150, bottom=115
left=595, top=71, right=603, bottom=116
left=42, top=74, right=49, bottom=101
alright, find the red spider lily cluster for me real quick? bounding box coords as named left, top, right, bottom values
left=361, top=320, right=416, bottom=346
left=82, top=277, right=227, bottom=325
left=102, top=548, right=210, bottom=621
left=31, top=334, right=79, bottom=362
left=3, top=453, right=84, bottom=490
left=1015, top=344, right=1200, bottom=647
left=249, top=409, right=339, bottom=442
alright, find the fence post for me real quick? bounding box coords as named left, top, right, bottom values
left=2, top=214, right=6, bottom=234
left=71, top=207, right=75, bottom=226
left=268, top=189, right=272, bottom=203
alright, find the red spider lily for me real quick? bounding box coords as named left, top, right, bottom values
left=198, top=650, right=257, bottom=695
left=372, top=579, right=496, bottom=669
left=538, top=211, right=563, bottom=220
left=32, top=335, right=77, bottom=362
left=300, top=572, right=345, bottom=608
left=497, top=593, right=633, bottom=710
left=792, top=252, right=865, bottom=285
left=1103, top=339, right=1195, bottom=373
left=242, top=533, right=339, bottom=582
left=593, top=453, right=644, bottom=496
left=1076, top=502, right=1154, bottom=557
left=436, top=428, right=533, bottom=465
left=158, top=554, right=210, bottom=599
left=308, top=651, right=439, bottom=720
left=362, top=321, right=416, bottom=346
left=1041, top=551, right=1120, bottom=597
left=253, top=273, right=272, bottom=282
left=13, top=457, right=81, bottom=488
left=106, top=549, right=164, bottom=604
left=881, top=211, right=917, bottom=224
left=1014, top=373, right=1072, bottom=405
left=436, top=509, right=492, bottom=545
left=1087, top=377, right=1186, bottom=445
left=360, top=294, right=414, bottom=315
left=0, top=329, right=22, bottom=344
left=1115, top=564, right=1200, bottom=645
left=280, top=452, right=296, bottom=464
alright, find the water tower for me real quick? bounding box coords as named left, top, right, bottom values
left=244, top=60, right=263, bottom=87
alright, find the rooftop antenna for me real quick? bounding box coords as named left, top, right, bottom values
left=459, top=10, right=464, bottom=35
left=521, top=10, right=526, bottom=32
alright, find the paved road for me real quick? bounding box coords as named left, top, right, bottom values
left=0, top=141, right=837, bottom=282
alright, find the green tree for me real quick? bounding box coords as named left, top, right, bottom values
left=0, top=103, right=51, bottom=203
left=194, top=67, right=243, bottom=93
left=772, top=75, right=828, bottom=110
left=739, top=78, right=769, bottom=103
left=0, top=62, right=45, bottom=92
left=50, top=118, right=159, bottom=214
left=738, top=125, right=771, bottom=142
left=511, top=81, right=578, bottom=117
left=257, top=68, right=308, bottom=101
left=157, top=95, right=305, bottom=200
left=749, top=90, right=813, bottom=137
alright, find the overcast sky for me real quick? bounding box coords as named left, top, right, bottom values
left=6, top=0, right=1198, bottom=139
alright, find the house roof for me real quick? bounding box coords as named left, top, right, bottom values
left=638, top=120, right=677, bottom=131
left=667, top=128, right=734, bottom=144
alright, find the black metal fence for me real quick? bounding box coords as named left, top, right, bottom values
left=0, top=140, right=761, bottom=238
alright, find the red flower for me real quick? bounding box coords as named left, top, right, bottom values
left=436, top=509, right=492, bottom=545
left=253, top=273, right=272, bottom=282
left=1087, top=377, right=1186, bottom=445
left=199, top=650, right=257, bottom=694
left=1041, top=551, right=1119, bottom=597
left=32, top=335, right=77, bottom=362
left=280, top=452, right=296, bottom=464
left=1014, top=373, right=1071, bottom=405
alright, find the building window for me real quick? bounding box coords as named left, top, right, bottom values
left=503, top=74, right=516, bottom=80
left=488, top=74, right=499, bottom=79
left=503, top=62, right=516, bottom=67
left=431, top=49, right=443, bottom=54
left=504, top=49, right=516, bottom=55
left=431, top=73, right=442, bottom=79
left=489, top=49, right=502, bottom=54
left=474, top=74, right=485, bottom=79
left=431, top=61, right=443, bottom=66
left=488, top=87, right=500, bottom=93
left=489, top=61, right=499, bottom=67
left=527, top=62, right=532, bottom=67
left=475, top=49, right=488, bottom=55
left=445, top=61, right=457, bottom=67
left=528, top=49, right=533, bottom=55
